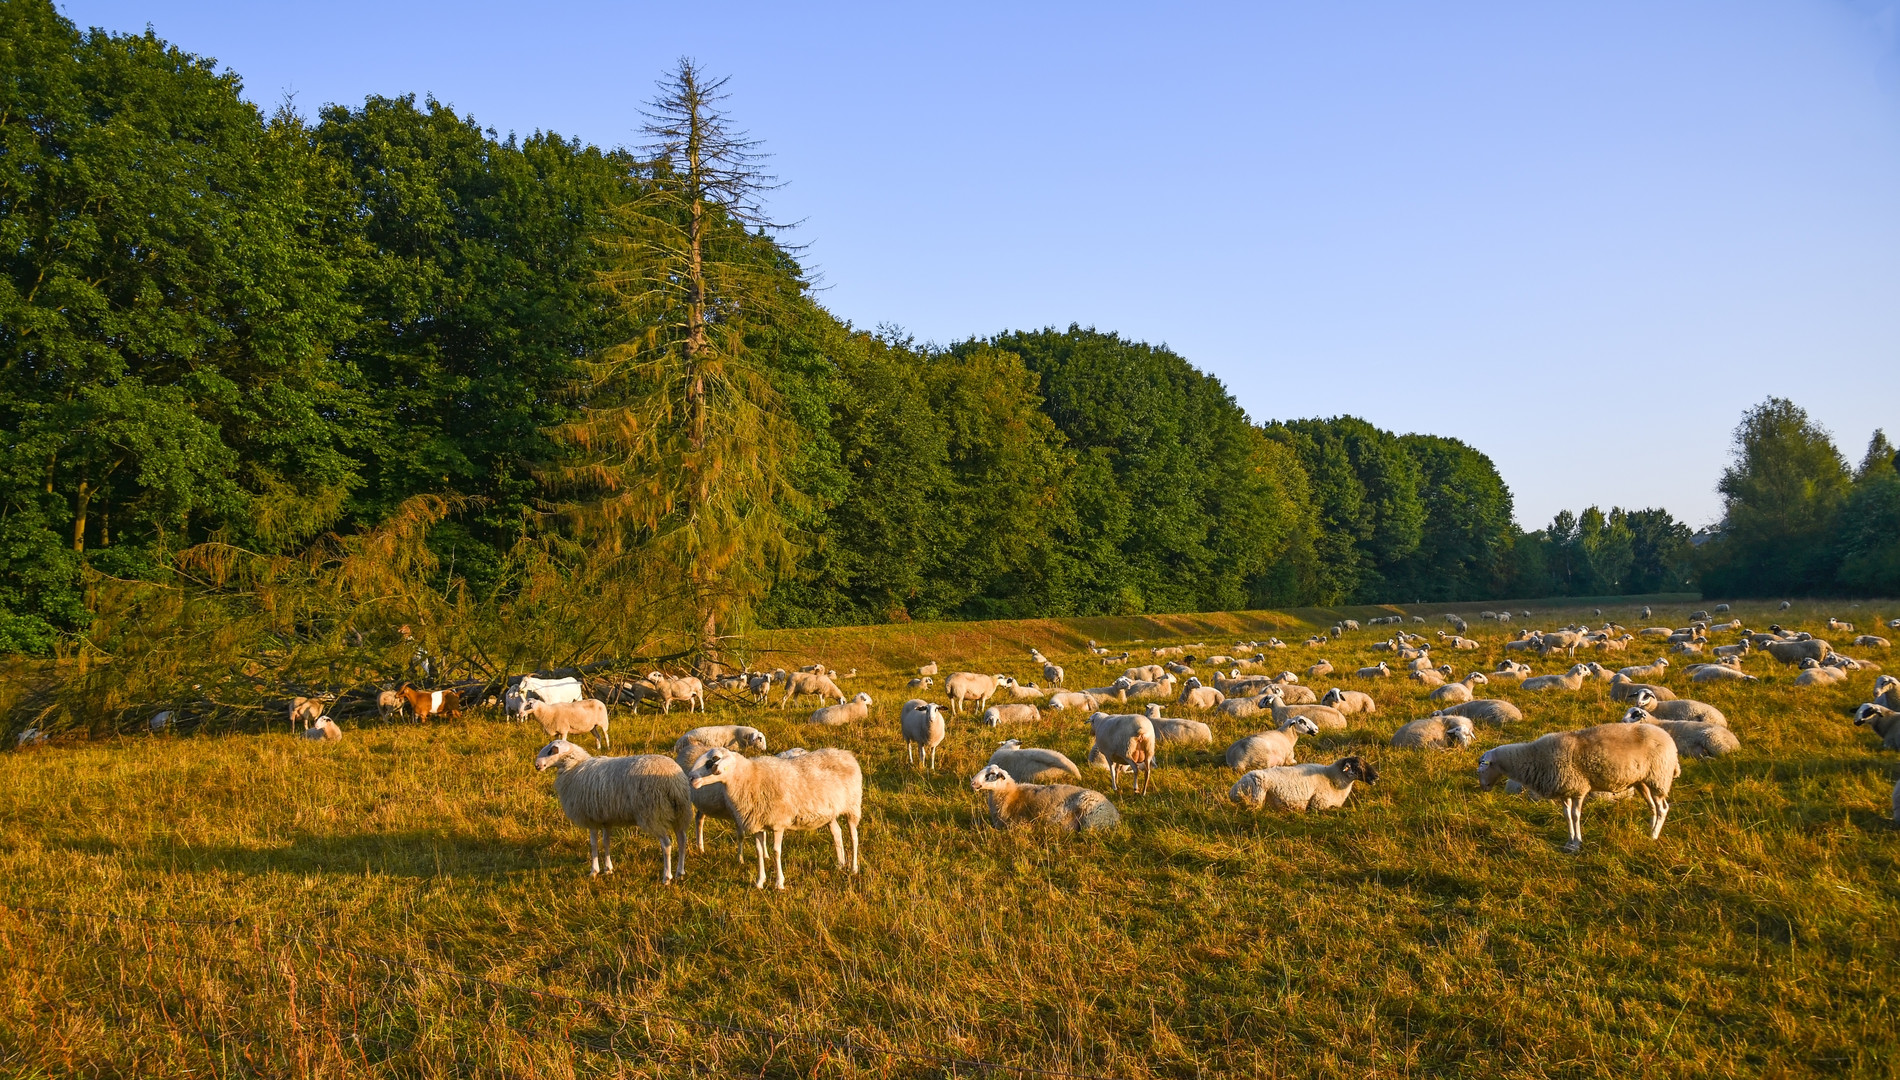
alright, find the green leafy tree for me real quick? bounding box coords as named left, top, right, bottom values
left=1392, top=435, right=1514, bottom=601
left=1834, top=430, right=1900, bottom=595
left=1700, top=398, right=1850, bottom=596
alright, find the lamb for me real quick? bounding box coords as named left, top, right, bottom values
left=644, top=672, right=705, bottom=713
left=1476, top=724, right=1678, bottom=852
left=1434, top=698, right=1524, bottom=726
left=1794, top=658, right=1849, bottom=687
left=302, top=716, right=342, bottom=741
left=1085, top=711, right=1158, bottom=794
left=1229, top=756, right=1379, bottom=812
left=1854, top=703, right=1900, bottom=750
left=687, top=746, right=863, bottom=890
left=1630, top=688, right=1728, bottom=727
left=809, top=691, right=874, bottom=726
left=986, top=739, right=1082, bottom=784
left=1141, top=704, right=1214, bottom=749
left=1307, top=660, right=1334, bottom=679
left=1521, top=665, right=1590, bottom=692
left=675, top=725, right=767, bottom=757
left=1177, top=679, right=1226, bottom=710
left=981, top=702, right=1042, bottom=727
left=535, top=740, right=693, bottom=882
left=969, top=765, right=1121, bottom=832
left=1764, top=638, right=1832, bottom=666
left=1391, top=714, right=1475, bottom=749
left=1223, top=716, right=1321, bottom=771
left=900, top=699, right=948, bottom=769
left=1043, top=662, right=1066, bottom=687
left=522, top=698, right=612, bottom=749
left=1430, top=671, right=1489, bottom=705
left=1854, top=635, right=1892, bottom=649
left=1048, top=690, right=1101, bottom=711
left=1319, top=687, right=1378, bottom=715
left=945, top=672, right=1009, bottom=714
left=1620, top=707, right=1740, bottom=758
left=780, top=669, right=847, bottom=709
left=1354, top=662, right=1391, bottom=679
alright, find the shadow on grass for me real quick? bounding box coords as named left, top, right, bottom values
left=51, top=830, right=552, bottom=878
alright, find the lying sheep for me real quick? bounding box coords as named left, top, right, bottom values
left=1794, top=658, right=1848, bottom=687
left=1307, top=660, right=1334, bottom=678
left=687, top=747, right=863, bottom=890
left=982, top=702, right=1042, bottom=727
left=918, top=661, right=939, bottom=677
left=1177, top=679, right=1226, bottom=710
left=970, top=765, right=1120, bottom=832
left=1610, top=677, right=1675, bottom=702
left=1141, top=704, right=1213, bottom=749
left=1765, top=638, right=1831, bottom=666
left=1003, top=682, right=1048, bottom=701
left=1620, top=659, right=1672, bottom=682
left=987, top=739, right=1081, bottom=784
left=1493, top=660, right=1532, bottom=679
left=1230, top=756, right=1378, bottom=812
left=907, top=676, right=935, bottom=690
left=522, top=698, right=611, bottom=750
left=1391, top=714, right=1474, bottom=749
left=809, top=692, right=874, bottom=726
left=1273, top=683, right=1319, bottom=704
left=1121, top=676, right=1178, bottom=702
left=1319, top=687, right=1377, bottom=715
left=536, top=740, right=693, bottom=882
left=302, top=716, right=342, bottom=742
left=1086, top=711, right=1157, bottom=794
left=1048, top=690, right=1101, bottom=711
left=1435, top=698, right=1523, bottom=726
left=1692, top=664, right=1757, bottom=684
left=1631, top=688, right=1727, bottom=727
left=1476, top=724, right=1678, bottom=852
left=1354, top=662, right=1392, bottom=679
left=1223, top=716, right=1321, bottom=771
left=1620, top=707, right=1740, bottom=758
left=901, top=699, right=948, bottom=769
left=1125, top=663, right=1168, bottom=682
left=1429, top=672, right=1489, bottom=705
left=1878, top=675, right=1900, bottom=710
left=1521, top=665, right=1590, bottom=692
left=1854, top=703, right=1900, bottom=750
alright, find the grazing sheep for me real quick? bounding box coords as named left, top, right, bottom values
left=290, top=695, right=331, bottom=731
left=1229, top=756, right=1379, bottom=812
left=535, top=740, right=693, bottom=882
left=1086, top=711, right=1158, bottom=794
left=639, top=672, right=704, bottom=714
left=1430, top=672, right=1489, bottom=705
left=1223, top=716, right=1322, bottom=771
left=1355, top=662, right=1392, bottom=679
left=1391, top=714, right=1475, bottom=750
left=1319, top=687, right=1378, bottom=715
left=1178, top=679, right=1226, bottom=710
left=779, top=670, right=847, bottom=709
left=945, top=672, right=1008, bottom=715
left=1630, top=688, right=1728, bottom=727
left=1794, top=658, right=1849, bottom=687
left=981, top=702, right=1042, bottom=727
left=1854, top=703, right=1900, bottom=750
left=1435, top=699, right=1524, bottom=726
left=377, top=690, right=405, bottom=722
left=969, top=765, right=1120, bottom=832
left=987, top=739, right=1082, bottom=784
left=522, top=698, right=612, bottom=749
left=1765, top=638, right=1832, bottom=666
left=687, top=747, right=863, bottom=890
left=1043, top=662, right=1066, bottom=687
left=1620, top=707, right=1740, bottom=758
left=1048, top=690, right=1101, bottom=711
left=1521, top=665, right=1590, bottom=692
left=302, top=716, right=342, bottom=742
left=1610, top=677, right=1675, bottom=702
left=900, top=699, right=948, bottom=769
left=1476, top=724, right=1679, bottom=852
left=809, top=692, right=874, bottom=726
left=1141, top=704, right=1214, bottom=749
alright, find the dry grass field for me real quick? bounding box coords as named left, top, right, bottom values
left=2, top=597, right=1897, bottom=1078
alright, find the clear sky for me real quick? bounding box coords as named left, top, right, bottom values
left=60, top=1, right=1900, bottom=528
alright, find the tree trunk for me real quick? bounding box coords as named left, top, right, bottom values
left=71, top=479, right=90, bottom=552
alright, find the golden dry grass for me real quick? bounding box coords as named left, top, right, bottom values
left=1, top=597, right=1897, bottom=1078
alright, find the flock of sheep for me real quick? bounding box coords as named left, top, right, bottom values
left=276, top=604, right=1900, bottom=888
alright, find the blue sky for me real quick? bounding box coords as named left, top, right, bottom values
left=61, top=1, right=1900, bottom=527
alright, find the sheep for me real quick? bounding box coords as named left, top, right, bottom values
left=1354, top=662, right=1391, bottom=679
left=1794, top=658, right=1849, bottom=687
left=1620, top=707, right=1740, bottom=758
left=1829, top=617, right=1855, bottom=633
left=1714, top=603, right=1731, bottom=613
left=686, top=746, right=863, bottom=890
left=1223, top=716, right=1321, bottom=771
left=1493, top=660, right=1533, bottom=679
left=1229, top=756, right=1379, bottom=812
left=1217, top=693, right=1275, bottom=721
left=516, top=674, right=585, bottom=706
left=1391, top=714, right=1475, bottom=749
left=981, top=702, right=1042, bottom=727
left=1411, top=665, right=1452, bottom=688
left=1307, top=660, right=1334, bottom=679
left=1855, top=635, right=1892, bottom=649
left=780, top=670, right=847, bottom=709
left=1521, top=665, right=1590, bottom=692
left=1263, top=690, right=1349, bottom=732
left=522, top=698, right=612, bottom=749
left=907, top=676, right=935, bottom=690
left=643, top=672, right=705, bottom=714
left=377, top=690, right=405, bottom=722
left=1125, top=663, right=1168, bottom=683
left=987, top=739, right=1082, bottom=784
left=1764, top=638, right=1832, bottom=666
left=1691, top=663, right=1757, bottom=684
left=1877, top=675, right=1900, bottom=710
left=1610, top=677, right=1675, bottom=702
left=1085, top=711, right=1157, bottom=794
left=1121, top=676, right=1178, bottom=702
left=1435, top=698, right=1524, bottom=726
left=744, top=671, right=779, bottom=703
left=809, top=691, right=874, bottom=726
left=1177, top=679, right=1226, bottom=710
left=1712, top=640, right=1752, bottom=660
left=675, top=726, right=767, bottom=757
left=1003, top=682, right=1048, bottom=701
left=1319, top=687, right=1377, bottom=715
left=1141, top=704, right=1214, bottom=749
left=535, top=740, right=693, bottom=882
left=1272, top=682, right=1318, bottom=704
left=1430, top=671, right=1489, bottom=705
left=969, top=765, right=1121, bottom=832
left=1854, top=703, right=1900, bottom=750
left=290, top=694, right=330, bottom=731
left=1164, top=661, right=1196, bottom=677
left=1894, top=778, right=1900, bottom=824
left=1630, top=688, right=1728, bottom=727
left=302, top=716, right=342, bottom=741
left=1043, top=662, right=1066, bottom=687
left=1476, top=724, right=1678, bottom=852
left=945, top=672, right=1008, bottom=714
left=901, top=699, right=948, bottom=769
left=1048, top=690, right=1101, bottom=711
left=918, top=661, right=939, bottom=677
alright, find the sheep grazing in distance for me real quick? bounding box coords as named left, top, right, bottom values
left=901, top=699, right=948, bottom=769
left=970, top=765, right=1120, bottom=833
left=945, top=672, right=1009, bottom=715
left=641, top=672, right=704, bottom=714
left=1086, top=711, right=1157, bottom=794
left=302, top=716, right=342, bottom=741
left=535, top=740, right=693, bottom=882
left=1621, top=707, right=1740, bottom=758
left=809, top=692, right=874, bottom=726
left=1794, top=659, right=1849, bottom=687
left=1048, top=690, right=1101, bottom=711
left=1477, top=724, right=1679, bottom=852
left=1854, top=703, right=1900, bottom=750
left=1230, top=756, right=1379, bottom=812
left=1178, top=678, right=1226, bottom=710
left=1631, top=689, right=1727, bottom=727
left=1319, top=687, right=1377, bottom=715
left=1141, top=704, right=1214, bottom=749
left=687, top=747, right=863, bottom=890
left=1522, top=665, right=1590, bottom=692
left=522, top=698, right=612, bottom=749
left=987, top=739, right=1082, bottom=784
left=1391, top=714, right=1475, bottom=750
left=1435, top=699, right=1524, bottom=726
left=1043, top=662, right=1066, bottom=687
left=1224, top=715, right=1321, bottom=772
left=982, top=702, right=1042, bottom=727
left=377, top=690, right=405, bottom=722
left=780, top=669, right=847, bottom=709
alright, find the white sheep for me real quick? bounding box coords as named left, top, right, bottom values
left=522, top=698, right=611, bottom=750
left=1042, top=662, right=1066, bottom=687
left=1319, top=687, right=1377, bottom=715
left=1177, top=679, right=1226, bottom=710
left=907, top=676, right=935, bottom=690
left=289, top=695, right=330, bottom=731
left=1086, top=711, right=1157, bottom=794
left=918, top=661, right=939, bottom=677
left=1307, top=660, right=1334, bottom=678
left=1476, top=724, right=1679, bottom=852
left=1354, top=662, right=1391, bottom=679
left=809, top=692, right=874, bottom=726
left=1429, top=672, right=1489, bottom=705
left=981, top=702, right=1042, bottom=727
left=302, top=716, right=342, bottom=742
left=675, top=725, right=767, bottom=756
left=1048, top=690, right=1101, bottom=711
left=901, top=699, right=948, bottom=769
left=377, top=690, right=405, bottom=722
left=645, top=672, right=705, bottom=713
left=970, top=765, right=1121, bottom=832
left=687, top=746, right=864, bottom=890
left=1620, top=707, right=1740, bottom=758
left=1223, top=715, right=1320, bottom=771
left=1229, top=756, right=1378, bottom=812
left=535, top=740, right=693, bottom=882
left=779, top=669, right=847, bottom=708
left=1854, top=703, right=1900, bottom=750
left=1610, top=676, right=1675, bottom=702
left=1003, top=682, right=1048, bottom=701
left=987, top=739, right=1082, bottom=784
left=945, top=672, right=1008, bottom=714
left=1262, top=688, right=1348, bottom=732
left=1434, top=699, right=1524, bottom=726
left=1794, top=658, right=1848, bottom=687
left=1141, top=703, right=1213, bottom=749
left=1691, top=664, right=1757, bottom=684
left=1630, top=689, right=1727, bottom=727
left=1878, top=675, right=1900, bottom=709
left=1853, top=635, right=1891, bottom=649
left=1390, top=714, right=1474, bottom=749
left=1521, top=664, right=1590, bottom=692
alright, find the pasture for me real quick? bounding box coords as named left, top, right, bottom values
left=2, top=599, right=1897, bottom=1078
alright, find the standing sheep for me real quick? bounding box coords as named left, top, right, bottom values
left=376, top=690, right=405, bottom=722
left=534, top=740, right=693, bottom=882
left=780, top=670, right=847, bottom=709
left=1086, top=711, right=1158, bottom=794
left=1042, top=662, right=1066, bottom=687
left=1476, top=724, right=1679, bottom=852
left=969, top=765, right=1121, bottom=832
left=687, top=747, right=864, bottom=890
left=645, top=672, right=706, bottom=714
left=987, top=739, right=1082, bottom=784
left=1224, top=715, right=1321, bottom=771
left=945, top=672, right=1008, bottom=715
left=1229, top=756, right=1378, bottom=812
left=901, top=699, right=948, bottom=768
left=522, top=698, right=612, bottom=750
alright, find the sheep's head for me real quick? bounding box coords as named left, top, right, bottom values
left=1285, top=715, right=1320, bottom=736
left=1799, top=657, right=1820, bottom=669
left=1876, top=675, right=1898, bottom=694
left=1854, top=703, right=1896, bottom=726
left=1320, top=688, right=1342, bottom=706
left=852, top=692, right=873, bottom=705
left=970, top=764, right=1014, bottom=792
left=995, top=675, right=1017, bottom=687
left=1622, top=707, right=1652, bottom=724
left=534, top=740, right=583, bottom=772
left=689, top=747, right=741, bottom=787
left=1468, top=672, right=1489, bottom=685
left=997, top=738, right=1024, bottom=750
left=738, top=728, right=768, bottom=751
left=981, top=708, right=1002, bottom=727
left=1144, top=703, right=1164, bottom=719
left=1632, top=688, right=1658, bottom=709
left=1446, top=718, right=1475, bottom=747
left=1476, top=750, right=1507, bottom=791
left=1335, top=756, right=1379, bottom=785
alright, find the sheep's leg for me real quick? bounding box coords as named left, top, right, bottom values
left=598, top=725, right=609, bottom=751
left=828, top=819, right=846, bottom=869
left=753, top=833, right=768, bottom=889
left=602, top=826, right=614, bottom=874
left=1562, top=799, right=1583, bottom=853
left=772, top=829, right=787, bottom=890
left=848, top=818, right=860, bottom=873
left=694, top=811, right=706, bottom=854
left=588, top=829, right=601, bottom=876
left=1647, top=787, right=1670, bottom=840
left=658, top=836, right=672, bottom=883
left=906, top=743, right=915, bottom=765
left=675, top=824, right=688, bottom=879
